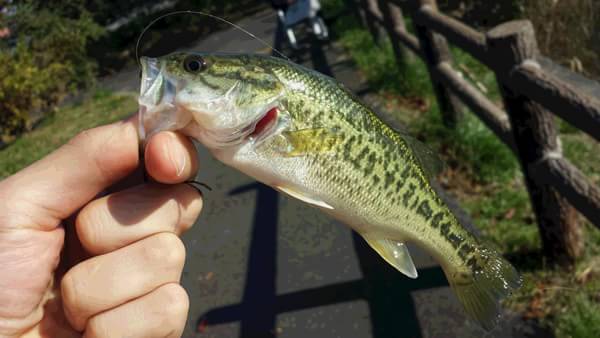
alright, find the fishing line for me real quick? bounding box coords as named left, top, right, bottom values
left=135, top=10, right=291, bottom=63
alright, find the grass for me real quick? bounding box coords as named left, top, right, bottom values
left=331, top=7, right=600, bottom=338
left=556, top=292, right=600, bottom=338
left=0, top=89, right=136, bottom=179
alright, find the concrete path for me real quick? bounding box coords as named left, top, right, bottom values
left=102, top=8, right=550, bottom=338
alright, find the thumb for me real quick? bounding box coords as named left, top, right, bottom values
left=0, top=117, right=140, bottom=231
left=0, top=117, right=139, bottom=337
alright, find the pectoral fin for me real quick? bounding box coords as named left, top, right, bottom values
left=278, top=128, right=342, bottom=157
left=362, top=235, right=418, bottom=278
left=276, top=185, right=334, bottom=210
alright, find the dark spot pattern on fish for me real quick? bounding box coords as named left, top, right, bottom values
left=367, top=151, right=377, bottom=167
left=410, top=196, right=419, bottom=209
left=384, top=171, right=395, bottom=187
left=448, top=232, right=463, bottom=249
left=372, top=174, right=380, bottom=185
left=417, top=200, right=433, bottom=219
left=400, top=165, right=411, bottom=180
left=458, top=243, right=474, bottom=260
left=440, top=222, right=451, bottom=237
left=431, top=212, right=444, bottom=229
left=402, top=183, right=416, bottom=207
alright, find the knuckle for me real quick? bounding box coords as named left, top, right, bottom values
left=75, top=200, right=104, bottom=252
left=158, top=284, right=189, bottom=330
left=69, top=128, right=96, bottom=148
left=84, top=317, right=109, bottom=338
left=145, top=233, right=186, bottom=267
left=60, top=269, right=85, bottom=326
left=176, top=184, right=203, bottom=233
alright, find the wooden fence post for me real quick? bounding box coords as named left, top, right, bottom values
left=345, top=0, right=367, bottom=27
left=411, top=0, right=463, bottom=127
left=360, top=0, right=384, bottom=44
left=487, top=21, right=582, bottom=265
left=377, top=0, right=414, bottom=67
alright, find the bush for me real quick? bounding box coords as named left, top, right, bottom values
left=0, top=43, right=70, bottom=139
left=0, top=0, right=103, bottom=139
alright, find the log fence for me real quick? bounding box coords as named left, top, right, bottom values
left=354, top=0, right=600, bottom=264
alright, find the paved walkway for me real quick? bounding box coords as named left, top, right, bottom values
left=103, top=8, right=552, bottom=338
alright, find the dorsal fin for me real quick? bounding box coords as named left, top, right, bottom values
left=366, top=102, right=445, bottom=182
left=400, top=132, right=445, bottom=181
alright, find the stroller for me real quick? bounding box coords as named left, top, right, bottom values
left=272, top=0, right=329, bottom=49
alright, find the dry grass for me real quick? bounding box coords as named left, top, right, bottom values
left=523, top=0, right=600, bottom=79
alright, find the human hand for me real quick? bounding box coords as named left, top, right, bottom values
left=0, top=116, right=202, bottom=337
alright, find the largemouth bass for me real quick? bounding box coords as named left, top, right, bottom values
left=138, top=52, right=520, bottom=329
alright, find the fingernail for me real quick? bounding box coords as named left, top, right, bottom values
left=166, top=133, right=187, bottom=177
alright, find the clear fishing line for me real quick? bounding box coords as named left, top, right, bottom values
left=135, top=10, right=291, bottom=63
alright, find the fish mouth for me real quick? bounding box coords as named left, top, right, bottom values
left=138, top=56, right=281, bottom=148
left=138, top=57, right=182, bottom=142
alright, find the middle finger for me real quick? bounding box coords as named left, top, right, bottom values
left=61, top=232, right=186, bottom=331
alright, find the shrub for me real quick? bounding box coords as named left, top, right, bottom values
left=0, top=43, right=70, bottom=140
left=0, top=0, right=103, bottom=139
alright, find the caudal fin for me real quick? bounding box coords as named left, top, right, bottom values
left=445, top=246, right=521, bottom=330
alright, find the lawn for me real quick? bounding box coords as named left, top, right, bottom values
left=0, top=90, right=137, bottom=179
left=330, top=9, right=600, bottom=338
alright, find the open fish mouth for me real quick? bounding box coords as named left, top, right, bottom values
left=138, top=57, right=183, bottom=142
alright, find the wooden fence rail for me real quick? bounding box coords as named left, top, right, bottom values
left=354, top=0, right=600, bottom=264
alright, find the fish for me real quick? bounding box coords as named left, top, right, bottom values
left=137, top=52, right=521, bottom=329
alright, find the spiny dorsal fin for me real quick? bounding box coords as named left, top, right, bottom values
left=396, top=130, right=445, bottom=182
left=374, top=106, right=445, bottom=181
left=362, top=235, right=418, bottom=278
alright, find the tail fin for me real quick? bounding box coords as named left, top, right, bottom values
left=445, top=246, right=521, bottom=330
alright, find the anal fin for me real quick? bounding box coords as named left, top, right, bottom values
left=362, top=235, right=418, bottom=278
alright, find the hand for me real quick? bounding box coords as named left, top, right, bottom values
left=0, top=116, right=201, bottom=337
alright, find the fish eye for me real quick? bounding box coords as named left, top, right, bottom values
left=183, top=56, right=207, bottom=73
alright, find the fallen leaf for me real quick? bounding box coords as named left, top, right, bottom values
left=197, top=319, right=209, bottom=333
left=576, top=266, right=593, bottom=284
left=504, top=208, right=515, bottom=220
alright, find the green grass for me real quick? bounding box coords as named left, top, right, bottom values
left=556, top=292, right=600, bottom=338
left=332, top=7, right=600, bottom=337
left=412, top=105, right=519, bottom=184
left=337, top=23, right=432, bottom=97
left=0, top=89, right=136, bottom=178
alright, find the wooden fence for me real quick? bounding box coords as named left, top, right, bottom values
left=352, top=0, right=600, bottom=264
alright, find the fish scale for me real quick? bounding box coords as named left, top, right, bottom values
left=139, top=52, right=521, bottom=330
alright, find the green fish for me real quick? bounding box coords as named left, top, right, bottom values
left=138, top=52, right=520, bottom=329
